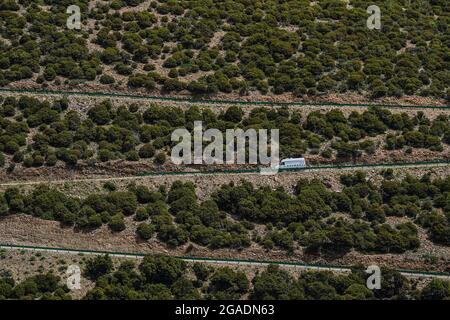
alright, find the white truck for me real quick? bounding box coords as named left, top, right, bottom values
left=278, top=158, right=306, bottom=169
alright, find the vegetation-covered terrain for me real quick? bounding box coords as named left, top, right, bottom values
left=1, top=254, right=450, bottom=300
left=0, top=95, right=449, bottom=172
left=1, top=0, right=449, bottom=303
left=0, top=0, right=448, bottom=100
left=1, top=171, right=449, bottom=254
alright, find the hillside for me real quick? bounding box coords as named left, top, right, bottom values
left=0, top=0, right=448, bottom=102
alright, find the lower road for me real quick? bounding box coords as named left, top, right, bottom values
left=1, top=243, right=449, bottom=280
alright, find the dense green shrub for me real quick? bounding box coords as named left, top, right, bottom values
left=84, top=255, right=114, bottom=281
left=79, top=255, right=450, bottom=300
left=3, top=171, right=449, bottom=252
left=0, top=1, right=448, bottom=98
